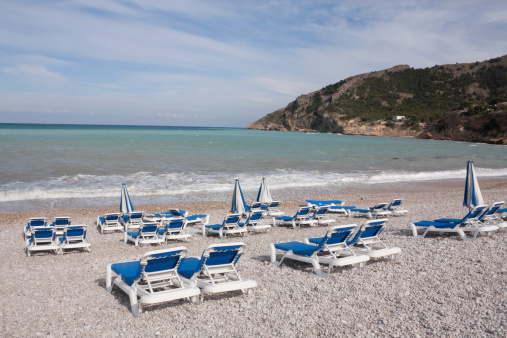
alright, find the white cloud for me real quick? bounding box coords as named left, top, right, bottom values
left=0, top=0, right=506, bottom=127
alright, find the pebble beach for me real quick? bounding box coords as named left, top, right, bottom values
left=1, top=179, right=506, bottom=337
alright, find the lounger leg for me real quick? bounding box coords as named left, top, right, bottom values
left=269, top=244, right=283, bottom=266
left=409, top=223, right=419, bottom=237
left=272, top=217, right=277, bottom=227
left=106, top=264, right=113, bottom=292
left=313, top=260, right=328, bottom=278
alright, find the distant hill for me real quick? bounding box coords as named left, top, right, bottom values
left=247, top=55, right=507, bottom=144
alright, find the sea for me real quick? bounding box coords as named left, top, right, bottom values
left=1, top=123, right=506, bottom=213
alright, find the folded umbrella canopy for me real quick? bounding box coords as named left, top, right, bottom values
left=120, top=183, right=135, bottom=214
left=463, top=161, right=484, bottom=211
left=231, top=179, right=248, bottom=214
left=256, top=177, right=272, bottom=204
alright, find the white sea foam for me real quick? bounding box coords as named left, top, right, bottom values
left=1, top=168, right=506, bottom=203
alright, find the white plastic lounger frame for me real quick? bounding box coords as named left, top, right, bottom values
left=106, top=247, right=201, bottom=317
left=350, top=203, right=392, bottom=219
left=265, top=201, right=284, bottom=217
left=386, top=199, right=408, bottom=216
left=409, top=205, right=498, bottom=241
left=23, top=217, right=47, bottom=239
left=167, top=209, right=210, bottom=226
left=269, top=224, right=370, bottom=278
left=273, top=206, right=317, bottom=229
left=125, top=223, right=164, bottom=249
left=97, top=213, right=123, bottom=234
left=310, top=206, right=336, bottom=226
left=240, top=211, right=271, bottom=233
left=123, top=212, right=145, bottom=231
left=25, top=227, right=59, bottom=256
left=158, top=218, right=191, bottom=242
left=479, top=201, right=507, bottom=229
left=177, top=242, right=257, bottom=302
left=311, top=219, right=401, bottom=260
left=51, top=217, right=72, bottom=236
left=204, top=214, right=247, bottom=239
left=58, top=225, right=91, bottom=254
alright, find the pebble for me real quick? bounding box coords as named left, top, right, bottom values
left=2, top=184, right=506, bottom=337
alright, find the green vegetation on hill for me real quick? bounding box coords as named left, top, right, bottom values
left=323, top=62, right=507, bottom=123
left=251, top=55, right=507, bottom=127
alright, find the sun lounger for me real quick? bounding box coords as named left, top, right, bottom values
left=23, top=217, right=47, bottom=239
left=478, top=201, right=506, bottom=229
left=165, top=209, right=210, bottom=226
left=269, top=224, right=370, bottom=278
left=409, top=205, right=498, bottom=241
left=58, top=225, right=91, bottom=254
left=386, top=199, right=408, bottom=216
left=97, top=213, right=123, bottom=234
left=304, top=200, right=355, bottom=216
left=305, top=199, right=344, bottom=207
left=264, top=201, right=284, bottom=217
left=204, top=214, right=247, bottom=239
left=239, top=211, right=271, bottom=233
left=177, top=242, right=257, bottom=302
left=25, top=227, right=59, bottom=256
left=124, top=223, right=163, bottom=248
left=350, top=203, right=392, bottom=219
left=273, top=206, right=317, bottom=229
left=305, top=219, right=400, bottom=260
left=50, top=217, right=71, bottom=236
left=310, top=206, right=335, bottom=226
left=122, top=212, right=145, bottom=231
left=106, top=247, right=201, bottom=317
left=157, top=218, right=191, bottom=242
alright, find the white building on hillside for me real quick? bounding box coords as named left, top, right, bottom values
left=392, top=116, right=405, bottom=122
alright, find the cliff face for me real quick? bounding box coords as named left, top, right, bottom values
left=246, top=55, right=507, bottom=143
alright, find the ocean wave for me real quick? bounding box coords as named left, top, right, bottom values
left=1, top=168, right=507, bottom=203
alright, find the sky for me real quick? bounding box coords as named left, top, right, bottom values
left=0, top=1, right=506, bottom=127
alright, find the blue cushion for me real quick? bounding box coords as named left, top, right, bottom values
left=274, top=241, right=319, bottom=257
left=352, top=208, right=369, bottom=213
left=275, top=216, right=293, bottom=221
left=111, top=261, right=141, bottom=286
left=330, top=205, right=356, bottom=210
left=413, top=221, right=458, bottom=229
left=127, top=231, right=141, bottom=238
left=205, top=224, right=222, bottom=230
left=177, top=257, right=201, bottom=279
left=434, top=218, right=460, bottom=223
left=186, top=214, right=206, bottom=221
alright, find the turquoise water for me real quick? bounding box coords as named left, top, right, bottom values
left=1, top=123, right=506, bottom=212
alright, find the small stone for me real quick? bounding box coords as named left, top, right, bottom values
left=381, top=319, right=387, bottom=325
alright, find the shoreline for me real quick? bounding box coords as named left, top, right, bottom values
left=2, top=178, right=506, bottom=219
left=1, top=179, right=506, bottom=336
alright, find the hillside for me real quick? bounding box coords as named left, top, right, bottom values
left=247, top=55, right=507, bottom=143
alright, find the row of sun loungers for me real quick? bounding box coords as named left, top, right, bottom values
left=24, top=217, right=91, bottom=256
left=305, top=199, right=409, bottom=218
left=410, top=201, right=506, bottom=241
left=270, top=219, right=401, bottom=278
left=106, top=242, right=257, bottom=317
left=97, top=209, right=210, bottom=234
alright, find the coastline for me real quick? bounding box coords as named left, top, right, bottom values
left=1, top=179, right=506, bottom=336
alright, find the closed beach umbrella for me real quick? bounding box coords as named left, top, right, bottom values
left=231, top=179, right=247, bottom=214
left=463, top=161, right=484, bottom=210
left=256, top=177, right=272, bottom=203
left=120, top=183, right=134, bottom=214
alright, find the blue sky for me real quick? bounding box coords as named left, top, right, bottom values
left=0, top=0, right=506, bottom=127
